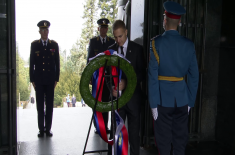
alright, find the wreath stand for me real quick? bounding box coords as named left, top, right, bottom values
left=82, top=59, right=121, bottom=155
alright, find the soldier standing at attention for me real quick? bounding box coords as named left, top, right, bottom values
left=87, top=18, right=115, bottom=134
left=30, top=20, right=60, bottom=138
left=148, top=1, right=199, bottom=155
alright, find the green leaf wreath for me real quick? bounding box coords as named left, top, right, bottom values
left=79, top=55, right=137, bottom=112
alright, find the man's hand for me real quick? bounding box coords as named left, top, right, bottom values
left=151, top=108, right=158, bottom=120
left=32, top=82, right=36, bottom=90
left=112, top=79, right=126, bottom=97
left=118, top=79, right=126, bottom=91
left=54, top=81, right=57, bottom=89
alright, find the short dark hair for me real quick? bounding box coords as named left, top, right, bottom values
left=165, top=16, right=180, bottom=28
left=112, top=20, right=126, bottom=31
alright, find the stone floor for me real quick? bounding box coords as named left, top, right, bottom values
left=17, top=105, right=231, bottom=155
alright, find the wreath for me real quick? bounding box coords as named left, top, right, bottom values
left=80, top=55, right=137, bottom=112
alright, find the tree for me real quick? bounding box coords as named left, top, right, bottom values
left=98, top=0, right=118, bottom=37
left=16, top=44, right=30, bottom=101
left=54, top=67, right=81, bottom=107
left=70, top=0, right=98, bottom=76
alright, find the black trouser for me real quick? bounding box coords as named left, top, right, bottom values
left=108, top=105, right=140, bottom=155
left=154, top=105, right=188, bottom=155
left=35, top=84, right=54, bottom=132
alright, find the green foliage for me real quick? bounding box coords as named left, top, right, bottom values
left=16, top=44, right=30, bottom=102
left=98, top=0, right=118, bottom=37
left=54, top=66, right=81, bottom=107
left=18, top=75, right=30, bottom=101
left=69, top=0, right=98, bottom=76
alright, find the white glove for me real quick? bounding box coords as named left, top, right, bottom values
left=188, top=106, right=191, bottom=114
left=151, top=108, right=158, bottom=121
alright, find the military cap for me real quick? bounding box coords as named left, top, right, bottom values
left=37, top=20, right=50, bottom=28
left=97, top=18, right=110, bottom=27
left=163, top=1, right=186, bottom=19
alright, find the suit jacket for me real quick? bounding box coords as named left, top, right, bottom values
left=148, top=30, right=199, bottom=108
left=87, top=36, right=115, bottom=63
left=30, top=39, right=60, bottom=85
left=108, top=40, right=145, bottom=114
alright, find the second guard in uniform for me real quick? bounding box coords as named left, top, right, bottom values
left=87, top=18, right=115, bottom=134
left=148, top=2, right=199, bottom=155
left=30, top=20, right=60, bottom=137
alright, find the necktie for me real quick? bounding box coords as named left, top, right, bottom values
left=103, top=38, right=105, bottom=45
left=43, top=41, right=47, bottom=46
left=120, top=46, right=124, bottom=56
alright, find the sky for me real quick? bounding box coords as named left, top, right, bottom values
left=16, top=0, right=86, bottom=61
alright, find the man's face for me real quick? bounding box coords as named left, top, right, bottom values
left=39, top=28, right=49, bottom=40
left=113, top=28, right=128, bottom=47
left=98, top=26, right=108, bottom=37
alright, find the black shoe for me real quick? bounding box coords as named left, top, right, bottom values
left=38, top=131, right=44, bottom=137
left=46, top=131, right=53, bottom=137
left=94, top=129, right=98, bottom=134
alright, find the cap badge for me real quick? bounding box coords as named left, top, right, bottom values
left=44, top=22, right=47, bottom=26
left=103, top=20, right=106, bottom=24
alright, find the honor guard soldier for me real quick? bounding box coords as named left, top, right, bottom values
left=148, top=1, right=199, bottom=155
left=30, top=20, right=60, bottom=138
left=87, top=18, right=115, bottom=134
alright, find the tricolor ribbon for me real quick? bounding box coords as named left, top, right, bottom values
left=90, top=50, right=128, bottom=154
left=114, top=110, right=128, bottom=155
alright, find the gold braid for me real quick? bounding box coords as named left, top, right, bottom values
left=152, top=39, right=159, bottom=65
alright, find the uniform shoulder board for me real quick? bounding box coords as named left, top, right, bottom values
left=151, top=35, right=161, bottom=41
left=31, top=40, right=39, bottom=43
left=51, top=40, right=58, bottom=43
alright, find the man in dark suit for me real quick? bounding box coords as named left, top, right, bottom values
left=87, top=18, right=115, bottom=134
left=107, top=20, right=145, bottom=155
left=29, top=20, right=60, bottom=138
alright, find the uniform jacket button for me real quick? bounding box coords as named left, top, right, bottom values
left=43, top=69, right=45, bottom=71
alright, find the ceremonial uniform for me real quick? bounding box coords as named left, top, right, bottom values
left=30, top=20, right=60, bottom=137
left=87, top=36, right=115, bottom=64
left=87, top=18, right=115, bottom=133
left=148, top=2, right=199, bottom=155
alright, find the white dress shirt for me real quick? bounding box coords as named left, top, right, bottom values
left=118, top=38, right=128, bottom=57
left=41, top=38, right=48, bottom=46
left=99, top=36, right=106, bottom=44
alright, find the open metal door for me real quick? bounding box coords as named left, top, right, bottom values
left=0, top=0, right=17, bottom=154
